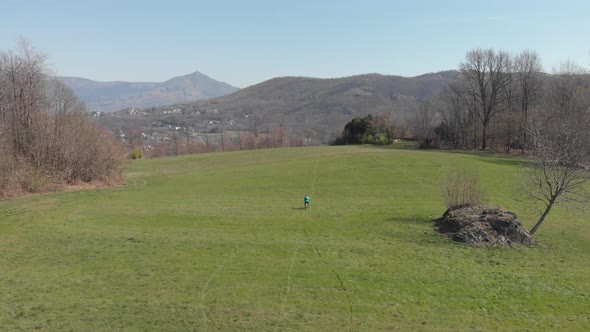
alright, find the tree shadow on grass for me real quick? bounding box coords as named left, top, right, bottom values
left=476, top=156, right=527, bottom=167
left=389, top=216, right=434, bottom=224
left=371, top=144, right=529, bottom=168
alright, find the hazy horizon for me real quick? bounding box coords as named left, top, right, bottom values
left=3, top=0, right=589, bottom=88
left=56, top=69, right=461, bottom=87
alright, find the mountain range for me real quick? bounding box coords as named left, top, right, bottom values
left=92, top=70, right=461, bottom=139
left=59, top=71, right=240, bottom=113
left=170, top=71, right=461, bottom=135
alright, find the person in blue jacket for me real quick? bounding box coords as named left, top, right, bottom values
left=304, top=194, right=311, bottom=210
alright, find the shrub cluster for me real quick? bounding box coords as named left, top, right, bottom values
left=0, top=41, right=126, bottom=198
left=442, top=169, right=485, bottom=209
left=333, top=114, right=400, bottom=145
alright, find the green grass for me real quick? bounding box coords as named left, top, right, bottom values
left=1, top=146, right=589, bottom=331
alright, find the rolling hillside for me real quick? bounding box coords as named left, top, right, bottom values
left=102, top=71, right=460, bottom=138
left=1, top=146, right=589, bottom=330
left=59, top=71, right=240, bottom=112
left=183, top=71, right=459, bottom=133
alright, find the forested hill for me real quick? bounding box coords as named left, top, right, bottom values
left=172, top=71, right=460, bottom=135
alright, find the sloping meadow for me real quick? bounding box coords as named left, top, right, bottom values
left=1, top=146, right=588, bottom=330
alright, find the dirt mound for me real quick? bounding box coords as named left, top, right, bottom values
left=434, top=205, right=534, bottom=246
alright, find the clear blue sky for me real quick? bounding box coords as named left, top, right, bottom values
left=2, top=0, right=589, bottom=87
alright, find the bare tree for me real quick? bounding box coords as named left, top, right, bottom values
left=525, top=124, right=590, bottom=235
left=1, top=39, right=47, bottom=157
left=46, top=79, right=86, bottom=116
left=241, top=132, right=257, bottom=150
left=514, top=50, right=543, bottom=152
left=172, top=132, right=179, bottom=155
left=523, top=64, right=590, bottom=235
left=0, top=54, right=7, bottom=126
left=264, top=128, right=270, bottom=148
left=498, top=80, right=518, bottom=152
left=0, top=39, right=126, bottom=195
left=435, top=80, right=480, bottom=149
left=370, top=111, right=396, bottom=141
left=275, top=117, right=287, bottom=147
left=413, top=101, right=440, bottom=146
left=45, top=79, right=86, bottom=149
left=460, top=49, right=512, bottom=150
left=186, top=128, right=191, bottom=154
left=127, top=130, right=144, bottom=151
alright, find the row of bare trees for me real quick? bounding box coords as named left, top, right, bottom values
left=415, top=48, right=547, bottom=151
left=0, top=40, right=126, bottom=198
left=413, top=48, right=590, bottom=235
left=415, top=49, right=590, bottom=154
left=142, top=128, right=313, bottom=158
left=523, top=62, right=590, bottom=234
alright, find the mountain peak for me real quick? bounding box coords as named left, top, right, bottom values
left=189, top=70, right=205, bottom=77
left=59, top=71, right=240, bottom=112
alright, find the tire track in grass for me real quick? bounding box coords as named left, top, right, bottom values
left=276, top=159, right=318, bottom=330
left=303, top=159, right=354, bottom=332
left=303, top=228, right=353, bottom=332
left=200, top=247, right=238, bottom=332
left=276, top=214, right=303, bottom=331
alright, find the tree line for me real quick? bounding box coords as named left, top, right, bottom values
left=129, top=126, right=317, bottom=159
left=333, top=48, right=590, bottom=235
left=414, top=49, right=589, bottom=154
left=413, top=48, right=590, bottom=235
left=0, top=40, right=126, bottom=198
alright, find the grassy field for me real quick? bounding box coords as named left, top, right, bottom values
left=1, top=145, right=589, bottom=331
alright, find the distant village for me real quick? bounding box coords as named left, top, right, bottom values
left=91, top=106, right=323, bottom=158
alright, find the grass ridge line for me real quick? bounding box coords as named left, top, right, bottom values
left=303, top=227, right=354, bottom=332
left=303, top=158, right=353, bottom=331
left=200, top=247, right=238, bottom=331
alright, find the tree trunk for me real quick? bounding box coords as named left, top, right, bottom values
left=521, top=107, right=528, bottom=154
left=473, top=117, right=478, bottom=149
left=186, top=130, right=190, bottom=154
left=505, top=118, right=512, bottom=153
left=481, top=121, right=488, bottom=150
left=530, top=196, right=556, bottom=235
